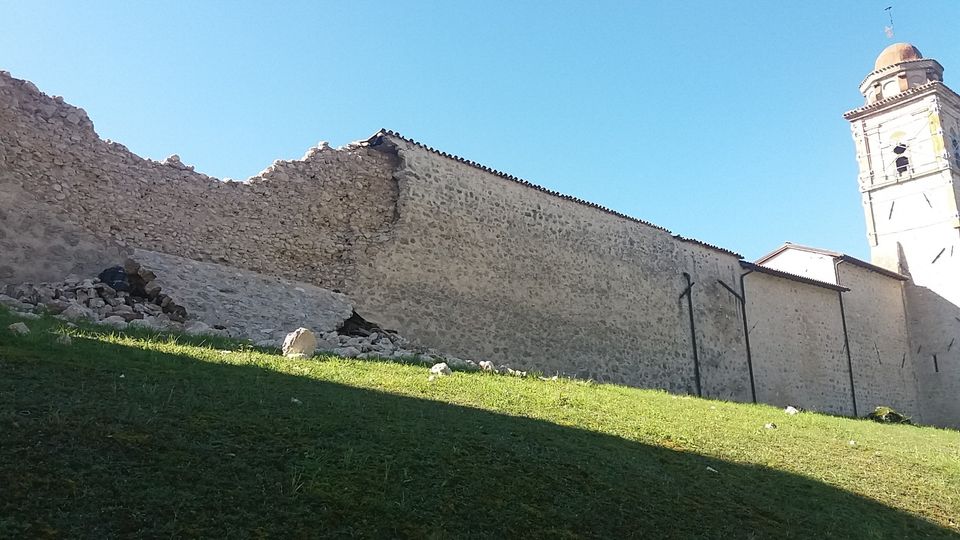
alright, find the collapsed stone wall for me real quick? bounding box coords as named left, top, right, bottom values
left=0, top=70, right=398, bottom=292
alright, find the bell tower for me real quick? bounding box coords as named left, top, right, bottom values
left=844, top=43, right=960, bottom=426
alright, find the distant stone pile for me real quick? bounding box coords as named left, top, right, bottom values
left=0, top=259, right=210, bottom=335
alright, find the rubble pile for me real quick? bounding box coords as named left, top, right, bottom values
left=0, top=259, right=201, bottom=334
left=1, top=259, right=531, bottom=378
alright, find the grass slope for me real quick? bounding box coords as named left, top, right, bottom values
left=1, top=308, right=958, bottom=539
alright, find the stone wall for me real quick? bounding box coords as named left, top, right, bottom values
left=904, top=277, right=960, bottom=427
left=0, top=69, right=943, bottom=422
left=745, top=271, right=855, bottom=416
left=0, top=180, right=128, bottom=284
left=353, top=136, right=751, bottom=397
left=838, top=263, right=920, bottom=419
left=0, top=70, right=398, bottom=292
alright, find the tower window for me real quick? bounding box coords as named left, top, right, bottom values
left=895, top=156, right=909, bottom=174
left=893, top=144, right=909, bottom=175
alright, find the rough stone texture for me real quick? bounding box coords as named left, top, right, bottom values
left=430, top=362, right=452, bottom=377
left=0, top=182, right=129, bottom=285
left=353, top=137, right=751, bottom=400
left=757, top=247, right=921, bottom=420
left=282, top=328, right=318, bottom=358
left=129, top=249, right=354, bottom=342
left=746, top=272, right=855, bottom=416
left=0, top=70, right=398, bottom=293
left=837, top=263, right=919, bottom=417
left=1, top=68, right=954, bottom=424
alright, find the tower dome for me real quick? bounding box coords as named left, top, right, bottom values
left=874, top=43, right=923, bottom=71
left=857, top=43, right=942, bottom=104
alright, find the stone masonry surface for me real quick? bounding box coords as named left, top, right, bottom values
left=0, top=69, right=953, bottom=425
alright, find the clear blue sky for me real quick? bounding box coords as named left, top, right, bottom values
left=3, top=1, right=958, bottom=259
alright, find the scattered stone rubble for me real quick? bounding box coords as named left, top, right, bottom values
left=1, top=260, right=195, bottom=334
left=275, top=325, right=492, bottom=373
left=129, top=249, right=354, bottom=344
left=1, top=258, right=530, bottom=378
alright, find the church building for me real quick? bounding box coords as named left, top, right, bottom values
left=760, top=43, right=960, bottom=426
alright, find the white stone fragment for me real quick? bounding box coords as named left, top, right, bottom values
left=282, top=327, right=317, bottom=358
left=430, top=362, right=452, bottom=377
left=479, top=360, right=497, bottom=372
left=784, top=406, right=799, bottom=415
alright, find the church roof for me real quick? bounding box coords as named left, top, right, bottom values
left=755, top=243, right=908, bottom=281
left=368, top=129, right=743, bottom=258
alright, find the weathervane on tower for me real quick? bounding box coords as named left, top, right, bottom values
left=884, top=6, right=895, bottom=39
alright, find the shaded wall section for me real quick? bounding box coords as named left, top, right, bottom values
left=0, top=180, right=128, bottom=284
left=745, top=271, right=855, bottom=416
left=837, top=263, right=919, bottom=419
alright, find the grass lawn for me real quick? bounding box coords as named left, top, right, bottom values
left=1, top=307, right=958, bottom=538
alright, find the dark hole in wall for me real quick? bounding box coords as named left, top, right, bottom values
left=338, top=310, right=398, bottom=338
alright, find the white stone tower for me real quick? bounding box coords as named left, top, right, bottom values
left=845, top=43, right=960, bottom=426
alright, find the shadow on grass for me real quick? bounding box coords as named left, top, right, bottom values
left=0, top=322, right=956, bottom=538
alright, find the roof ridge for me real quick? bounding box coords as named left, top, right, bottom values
left=755, top=243, right=907, bottom=281
left=371, top=129, right=742, bottom=259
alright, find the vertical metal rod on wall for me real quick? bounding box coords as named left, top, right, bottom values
left=837, top=290, right=859, bottom=417
left=681, top=272, right=702, bottom=397
left=739, top=270, right=758, bottom=404
left=834, top=260, right=859, bottom=418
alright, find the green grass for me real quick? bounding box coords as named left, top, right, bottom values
left=1, top=308, right=958, bottom=539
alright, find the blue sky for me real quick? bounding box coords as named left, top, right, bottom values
left=3, top=1, right=958, bottom=259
